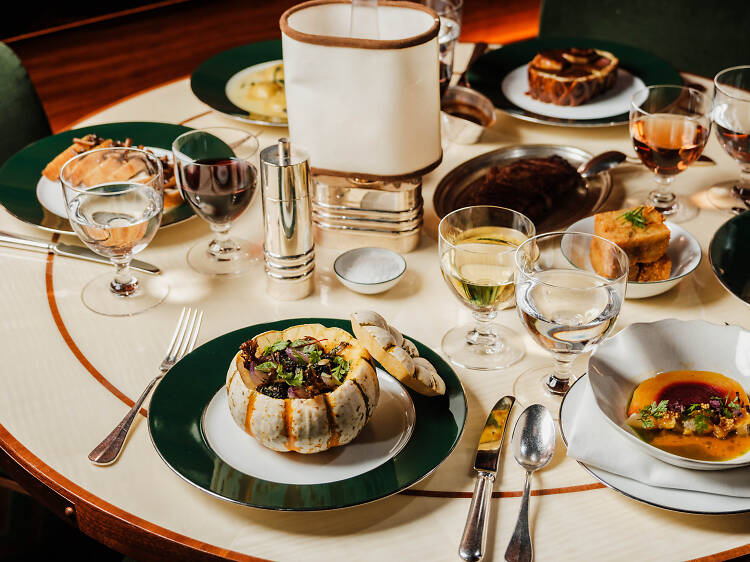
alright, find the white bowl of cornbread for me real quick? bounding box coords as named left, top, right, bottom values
left=568, top=207, right=701, bottom=298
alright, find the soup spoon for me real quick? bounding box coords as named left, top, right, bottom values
left=504, top=404, right=556, bottom=562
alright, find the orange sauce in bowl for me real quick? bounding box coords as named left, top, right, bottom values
left=632, top=428, right=750, bottom=462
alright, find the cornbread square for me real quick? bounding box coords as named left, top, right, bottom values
left=634, top=254, right=672, bottom=282
left=591, top=206, right=670, bottom=278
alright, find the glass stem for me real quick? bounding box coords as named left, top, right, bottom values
left=467, top=310, right=500, bottom=350
left=110, top=258, right=138, bottom=297
left=208, top=223, right=239, bottom=260
left=546, top=353, right=575, bottom=395
left=735, top=166, right=750, bottom=208
left=648, top=174, right=677, bottom=213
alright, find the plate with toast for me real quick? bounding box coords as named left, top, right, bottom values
left=0, top=122, right=195, bottom=233
left=466, top=38, right=681, bottom=127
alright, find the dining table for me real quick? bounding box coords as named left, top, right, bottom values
left=0, top=42, right=748, bottom=561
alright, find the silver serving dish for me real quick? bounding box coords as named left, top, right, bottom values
left=433, top=144, right=612, bottom=232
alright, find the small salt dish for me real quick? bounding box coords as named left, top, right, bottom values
left=333, top=247, right=406, bottom=295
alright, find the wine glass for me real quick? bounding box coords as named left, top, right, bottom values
left=172, top=127, right=260, bottom=276
left=629, top=85, right=711, bottom=222
left=438, top=205, right=535, bottom=370
left=60, top=147, right=167, bottom=316
left=709, top=66, right=750, bottom=213
left=513, top=232, right=628, bottom=415
left=415, top=0, right=463, bottom=97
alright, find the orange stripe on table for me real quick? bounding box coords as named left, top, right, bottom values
left=400, top=483, right=606, bottom=498
left=45, top=237, right=146, bottom=417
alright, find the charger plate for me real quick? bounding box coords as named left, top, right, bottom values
left=559, top=376, right=750, bottom=514
left=190, top=39, right=286, bottom=127
left=467, top=38, right=681, bottom=127
left=0, top=121, right=194, bottom=234
left=148, top=317, right=467, bottom=511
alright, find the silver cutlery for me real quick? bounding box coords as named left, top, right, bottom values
left=0, top=230, right=160, bottom=274
left=578, top=150, right=716, bottom=179
left=459, top=395, right=515, bottom=562
left=88, top=307, right=203, bottom=465
left=504, top=404, right=556, bottom=562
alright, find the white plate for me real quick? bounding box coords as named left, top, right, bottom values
left=588, top=319, right=750, bottom=470
left=560, top=375, right=750, bottom=514
left=501, top=65, right=645, bottom=120
left=567, top=216, right=701, bottom=298
left=225, top=60, right=287, bottom=124
left=202, top=369, right=416, bottom=485
left=35, top=146, right=171, bottom=219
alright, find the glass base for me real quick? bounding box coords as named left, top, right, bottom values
left=187, top=237, right=260, bottom=276
left=625, top=189, right=698, bottom=222
left=512, top=367, right=578, bottom=419
left=707, top=182, right=749, bottom=214
left=81, top=272, right=168, bottom=317
left=441, top=322, right=524, bottom=371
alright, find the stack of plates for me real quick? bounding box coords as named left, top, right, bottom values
left=311, top=175, right=423, bottom=253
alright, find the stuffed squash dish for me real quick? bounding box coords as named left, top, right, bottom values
left=226, top=324, right=379, bottom=453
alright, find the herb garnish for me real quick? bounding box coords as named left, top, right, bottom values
left=620, top=206, right=648, bottom=229
left=639, top=399, right=669, bottom=429
left=262, top=340, right=289, bottom=356
left=331, top=356, right=350, bottom=383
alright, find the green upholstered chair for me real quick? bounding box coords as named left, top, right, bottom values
left=0, top=42, right=51, bottom=166
left=538, top=0, right=750, bottom=78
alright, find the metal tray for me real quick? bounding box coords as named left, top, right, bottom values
left=432, top=144, right=612, bottom=232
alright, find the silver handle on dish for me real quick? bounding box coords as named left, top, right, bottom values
left=459, top=471, right=495, bottom=562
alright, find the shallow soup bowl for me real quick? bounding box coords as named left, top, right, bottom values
left=587, top=318, right=750, bottom=470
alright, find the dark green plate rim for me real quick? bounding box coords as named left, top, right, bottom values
left=0, top=121, right=195, bottom=234
left=709, top=211, right=750, bottom=306
left=190, top=39, right=286, bottom=127
left=467, top=37, right=683, bottom=127
left=148, top=317, right=467, bottom=511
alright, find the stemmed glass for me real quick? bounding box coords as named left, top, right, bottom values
left=172, top=127, right=260, bottom=276
left=416, top=0, right=463, bottom=96
left=629, top=85, right=711, bottom=222
left=709, top=66, right=750, bottom=212
left=438, top=206, right=535, bottom=370
left=60, top=147, right=167, bottom=316
left=513, top=232, right=628, bottom=415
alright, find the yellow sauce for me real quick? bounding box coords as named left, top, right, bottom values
left=633, top=428, right=750, bottom=462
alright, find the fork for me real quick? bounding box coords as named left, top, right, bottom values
left=88, top=307, right=204, bottom=465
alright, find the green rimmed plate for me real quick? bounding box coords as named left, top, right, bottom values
left=190, top=39, right=286, bottom=127
left=148, top=317, right=467, bottom=511
left=467, top=38, right=682, bottom=127
left=0, top=121, right=195, bottom=234
left=710, top=211, right=750, bottom=306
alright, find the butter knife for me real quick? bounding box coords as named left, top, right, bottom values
left=459, top=395, right=515, bottom=562
left=0, top=231, right=161, bottom=274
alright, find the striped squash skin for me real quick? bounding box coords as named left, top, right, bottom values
left=226, top=325, right=379, bottom=453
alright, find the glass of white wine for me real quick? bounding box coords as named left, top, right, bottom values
left=60, top=147, right=167, bottom=316
left=438, top=205, right=535, bottom=370
left=513, top=232, right=628, bottom=415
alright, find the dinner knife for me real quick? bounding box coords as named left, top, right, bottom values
left=0, top=231, right=161, bottom=274
left=459, top=395, right=515, bottom=562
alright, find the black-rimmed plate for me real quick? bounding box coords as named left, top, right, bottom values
left=560, top=375, right=750, bottom=514
left=467, top=38, right=682, bottom=127
left=190, top=39, right=286, bottom=127
left=710, top=211, right=750, bottom=306
left=0, top=121, right=194, bottom=234
left=148, top=317, right=467, bottom=511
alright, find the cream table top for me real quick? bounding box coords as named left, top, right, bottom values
left=0, top=43, right=748, bottom=561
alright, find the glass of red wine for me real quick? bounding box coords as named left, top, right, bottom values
left=710, top=66, right=750, bottom=213
left=629, top=85, right=711, bottom=222
left=172, top=127, right=260, bottom=276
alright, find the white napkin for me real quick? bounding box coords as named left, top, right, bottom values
left=566, top=379, right=750, bottom=497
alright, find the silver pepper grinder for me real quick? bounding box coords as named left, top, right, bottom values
left=260, top=138, right=315, bottom=300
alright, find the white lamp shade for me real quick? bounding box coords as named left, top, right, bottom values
left=281, top=0, right=442, bottom=179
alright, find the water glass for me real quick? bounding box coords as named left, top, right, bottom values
left=513, top=232, right=628, bottom=415
left=60, top=147, right=167, bottom=316
left=415, top=0, right=463, bottom=96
